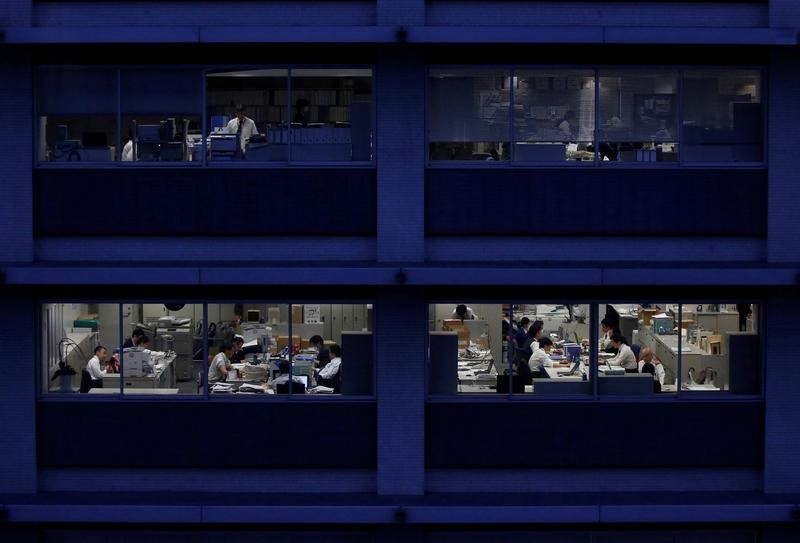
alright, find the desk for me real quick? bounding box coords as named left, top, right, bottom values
left=103, top=354, right=176, bottom=390
left=457, top=351, right=497, bottom=393
left=88, top=388, right=179, bottom=395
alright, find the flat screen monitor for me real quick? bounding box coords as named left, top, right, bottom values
left=137, top=124, right=161, bottom=143
left=247, top=310, right=261, bottom=323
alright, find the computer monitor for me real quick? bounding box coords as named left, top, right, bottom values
left=247, top=310, right=261, bottom=323
left=137, top=124, right=161, bottom=143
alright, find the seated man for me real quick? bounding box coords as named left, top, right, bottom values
left=528, top=337, right=556, bottom=377
left=608, top=334, right=638, bottom=373
left=230, top=334, right=245, bottom=363
left=85, top=345, right=109, bottom=384
left=208, top=343, right=234, bottom=384
left=315, top=344, right=342, bottom=391
left=309, top=334, right=330, bottom=369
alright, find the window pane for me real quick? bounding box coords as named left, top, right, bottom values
left=429, top=303, right=505, bottom=394
left=206, top=69, right=289, bottom=161
left=678, top=303, right=760, bottom=393
left=119, top=303, right=203, bottom=396
left=599, top=303, right=675, bottom=394
left=513, top=70, right=595, bottom=162
left=41, top=303, right=120, bottom=395
left=121, top=69, right=202, bottom=162
left=599, top=70, right=679, bottom=162
left=429, top=69, right=511, bottom=161
left=37, top=67, right=118, bottom=163
left=511, top=304, right=591, bottom=396
left=682, top=70, right=762, bottom=162
left=289, top=68, right=373, bottom=162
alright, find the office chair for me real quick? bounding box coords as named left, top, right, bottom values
left=275, top=380, right=306, bottom=394
left=79, top=369, right=102, bottom=393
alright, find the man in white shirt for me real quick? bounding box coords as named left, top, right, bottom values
left=225, top=104, right=259, bottom=155
left=638, top=346, right=665, bottom=385
left=86, top=346, right=108, bottom=381
left=451, top=304, right=477, bottom=320
left=316, top=344, right=342, bottom=390
left=609, top=334, right=638, bottom=373
left=528, top=337, right=555, bottom=374
left=208, top=343, right=234, bottom=384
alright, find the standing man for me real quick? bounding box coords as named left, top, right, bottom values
left=225, top=104, right=259, bottom=157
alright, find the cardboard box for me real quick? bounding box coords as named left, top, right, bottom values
left=292, top=305, right=304, bottom=324
left=276, top=335, right=310, bottom=351
left=442, top=319, right=471, bottom=340
left=639, top=309, right=658, bottom=325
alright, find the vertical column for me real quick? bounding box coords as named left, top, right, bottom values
left=376, top=49, right=426, bottom=263
left=376, top=289, right=426, bottom=495
left=0, top=51, right=34, bottom=262
left=763, top=293, right=800, bottom=493
left=767, top=50, right=800, bottom=263
left=377, top=0, right=425, bottom=26
left=0, top=288, right=37, bottom=493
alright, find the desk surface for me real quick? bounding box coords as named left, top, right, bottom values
left=88, top=388, right=180, bottom=395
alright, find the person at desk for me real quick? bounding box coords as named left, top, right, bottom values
left=315, top=344, right=342, bottom=390
left=556, top=110, right=576, bottom=138
left=208, top=342, right=234, bottom=384
left=231, top=334, right=245, bottom=363
left=638, top=346, right=665, bottom=391
left=452, top=304, right=478, bottom=320
left=121, top=130, right=134, bottom=162
left=293, top=98, right=310, bottom=127
left=225, top=104, right=259, bottom=156
left=513, top=317, right=531, bottom=347
left=600, top=319, right=619, bottom=353
left=138, top=334, right=151, bottom=350
left=123, top=328, right=145, bottom=349
left=86, top=346, right=108, bottom=381
left=608, top=334, right=638, bottom=373
left=528, top=337, right=559, bottom=375
left=309, top=335, right=330, bottom=369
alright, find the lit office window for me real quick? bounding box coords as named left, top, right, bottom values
left=37, top=68, right=118, bottom=163
left=513, top=70, right=596, bottom=162
left=205, top=303, right=373, bottom=396
left=41, top=303, right=121, bottom=395
left=121, top=69, right=202, bottom=163
left=428, top=69, right=511, bottom=161
left=289, top=68, right=374, bottom=162
left=509, top=304, right=592, bottom=396
left=205, top=69, right=289, bottom=161
left=682, top=70, right=763, bottom=162
left=598, top=70, right=679, bottom=162
left=428, top=303, right=505, bottom=394
left=598, top=303, right=677, bottom=395
left=677, top=303, right=760, bottom=394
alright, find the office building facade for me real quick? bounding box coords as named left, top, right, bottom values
left=2, top=1, right=800, bottom=542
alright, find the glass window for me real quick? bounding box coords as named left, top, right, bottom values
left=513, top=70, right=596, bottom=162
left=682, top=70, right=763, bottom=162
left=511, top=304, right=592, bottom=396
left=289, top=68, right=373, bottom=162
left=121, top=69, right=202, bottom=163
left=206, top=69, right=289, bottom=161
left=41, top=303, right=120, bottom=394
left=429, top=303, right=502, bottom=394
left=37, top=68, right=118, bottom=163
left=598, top=70, right=679, bottom=162
left=428, top=69, right=511, bottom=161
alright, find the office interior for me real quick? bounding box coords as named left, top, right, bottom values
left=37, top=67, right=373, bottom=163
left=43, top=302, right=374, bottom=396
left=429, top=302, right=759, bottom=396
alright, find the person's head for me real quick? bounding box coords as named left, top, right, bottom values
left=138, top=335, right=150, bottom=349
left=519, top=317, right=530, bottom=329
left=278, top=361, right=290, bottom=375
left=639, top=346, right=653, bottom=362
left=131, top=328, right=145, bottom=345
left=94, top=345, right=108, bottom=361
left=296, top=98, right=309, bottom=113
left=610, top=334, right=626, bottom=348
left=529, top=320, right=544, bottom=339
left=220, top=342, right=234, bottom=357
left=235, top=104, right=246, bottom=121
left=455, top=304, right=468, bottom=319
left=329, top=344, right=342, bottom=358
left=601, top=319, right=613, bottom=334
left=538, top=337, right=553, bottom=352
left=309, top=335, right=324, bottom=349
left=233, top=335, right=244, bottom=352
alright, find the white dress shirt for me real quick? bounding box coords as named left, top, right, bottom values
left=528, top=348, right=553, bottom=372
left=611, top=343, right=637, bottom=371
left=86, top=355, right=106, bottom=380
left=208, top=352, right=230, bottom=383
left=318, top=357, right=341, bottom=379
left=121, top=140, right=134, bottom=161
left=225, top=117, right=259, bottom=152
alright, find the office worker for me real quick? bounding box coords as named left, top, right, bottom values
left=86, top=346, right=109, bottom=381
left=138, top=334, right=151, bottom=350
left=556, top=110, right=576, bottom=138
left=122, top=328, right=145, bottom=349
left=528, top=337, right=556, bottom=373
left=293, top=98, right=310, bottom=127
left=208, top=342, right=234, bottom=384
left=309, top=334, right=330, bottom=369
left=638, top=346, right=665, bottom=387
left=736, top=303, right=752, bottom=332
left=225, top=104, right=259, bottom=155
left=452, top=304, right=477, bottom=320
left=316, top=344, right=342, bottom=389
left=121, top=132, right=134, bottom=162
left=230, top=334, right=245, bottom=363
left=514, top=317, right=531, bottom=347
left=609, top=334, right=638, bottom=373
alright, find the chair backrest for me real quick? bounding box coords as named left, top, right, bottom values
left=79, top=369, right=93, bottom=393
left=275, top=380, right=306, bottom=394
left=631, top=343, right=641, bottom=361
